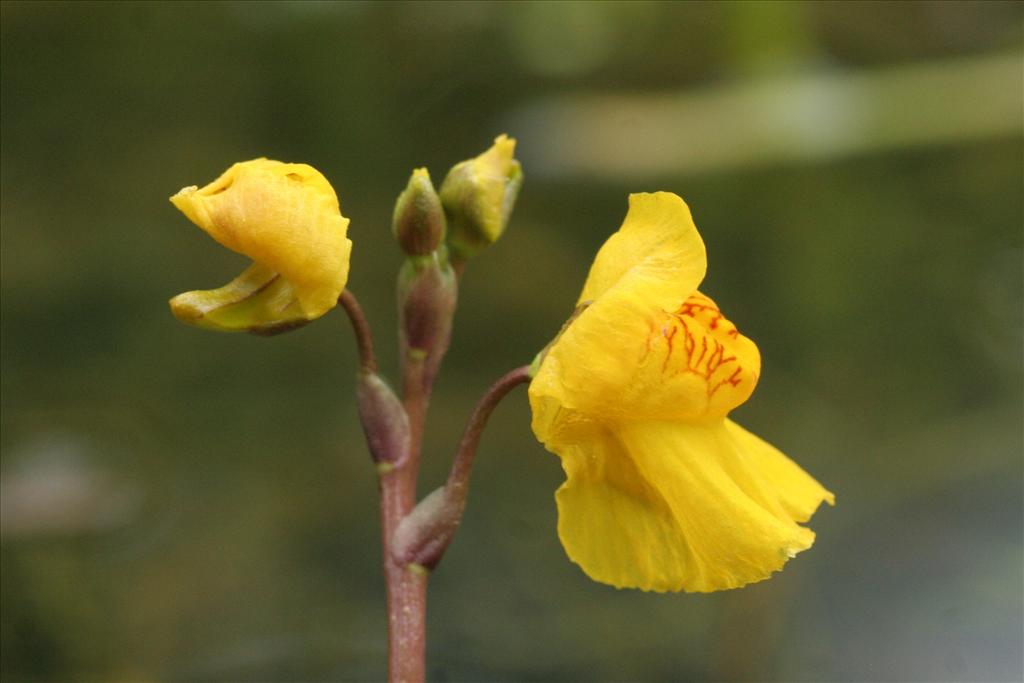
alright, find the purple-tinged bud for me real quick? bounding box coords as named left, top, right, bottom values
left=356, top=372, right=410, bottom=469
left=391, top=487, right=462, bottom=569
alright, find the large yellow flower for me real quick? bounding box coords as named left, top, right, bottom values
left=529, top=192, right=834, bottom=592
left=169, top=158, right=352, bottom=334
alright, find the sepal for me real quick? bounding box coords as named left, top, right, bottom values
left=391, top=487, right=462, bottom=570
left=357, top=372, right=410, bottom=468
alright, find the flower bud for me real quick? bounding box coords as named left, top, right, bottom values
left=439, top=134, right=523, bottom=262
left=169, top=158, right=351, bottom=334
left=357, top=372, right=410, bottom=468
left=392, top=168, right=445, bottom=256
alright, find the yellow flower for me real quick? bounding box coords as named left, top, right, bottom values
left=169, top=158, right=352, bottom=334
left=529, top=192, right=834, bottom=592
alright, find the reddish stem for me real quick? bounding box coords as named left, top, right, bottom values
left=382, top=271, right=456, bottom=683
left=402, top=355, right=428, bottom=485
left=375, top=348, right=433, bottom=683
left=446, top=366, right=532, bottom=498
left=379, top=465, right=427, bottom=683
left=341, top=290, right=426, bottom=681
left=339, top=289, right=377, bottom=374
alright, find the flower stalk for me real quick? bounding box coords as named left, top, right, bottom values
left=446, top=366, right=532, bottom=498
left=338, top=290, right=377, bottom=374
left=378, top=464, right=428, bottom=683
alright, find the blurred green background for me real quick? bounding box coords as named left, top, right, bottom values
left=2, top=1, right=1021, bottom=681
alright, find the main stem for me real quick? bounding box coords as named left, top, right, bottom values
left=379, top=458, right=427, bottom=683
left=341, top=290, right=427, bottom=682
left=342, top=294, right=526, bottom=682
left=384, top=352, right=430, bottom=683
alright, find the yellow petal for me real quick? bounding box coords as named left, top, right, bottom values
left=532, top=193, right=725, bottom=421
left=577, top=192, right=706, bottom=310
left=169, top=262, right=309, bottom=335
left=468, top=134, right=520, bottom=244
left=170, top=158, right=351, bottom=319
left=722, top=418, right=836, bottom=520
left=532, top=291, right=761, bottom=422
left=654, top=292, right=762, bottom=418
left=545, top=418, right=833, bottom=592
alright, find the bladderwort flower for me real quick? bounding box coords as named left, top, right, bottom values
left=529, top=192, right=835, bottom=593
left=169, top=158, right=352, bottom=335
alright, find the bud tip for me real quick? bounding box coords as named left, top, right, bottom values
left=393, top=167, right=446, bottom=256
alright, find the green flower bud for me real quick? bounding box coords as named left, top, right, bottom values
left=439, top=134, right=523, bottom=262
left=392, top=168, right=446, bottom=256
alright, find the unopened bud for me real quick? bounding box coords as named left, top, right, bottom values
left=356, top=372, right=410, bottom=468
left=439, top=134, right=523, bottom=262
left=393, top=168, right=445, bottom=256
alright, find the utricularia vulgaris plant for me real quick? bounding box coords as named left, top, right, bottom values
left=167, top=136, right=834, bottom=682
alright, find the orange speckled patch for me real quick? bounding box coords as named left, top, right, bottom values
left=655, top=291, right=761, bottom=418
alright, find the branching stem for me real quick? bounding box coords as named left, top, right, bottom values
left=342, top=287, right=530, bottom=682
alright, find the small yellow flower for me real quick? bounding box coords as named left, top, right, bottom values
left=529, top=192, right=834, bottom=592
left=169, top=158, right=352, bottom=334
